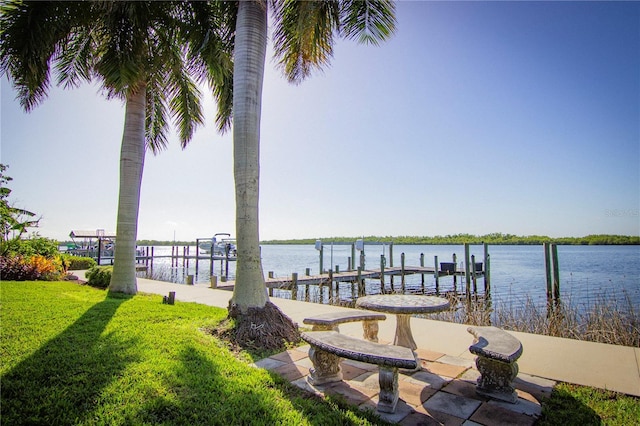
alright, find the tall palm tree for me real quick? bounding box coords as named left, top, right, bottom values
left=228, top=0, right=396, bottom=349
left=1, top=1, right=233, bottom=294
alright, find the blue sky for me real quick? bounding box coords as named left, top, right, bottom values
left=1, top=1, right=639, bottom=242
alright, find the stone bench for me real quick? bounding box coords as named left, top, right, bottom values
left=467, top=326, right=523, bottom=403
left=303, top=311, right=386, bottom=342
left=301, top=330, right=416, bottom=413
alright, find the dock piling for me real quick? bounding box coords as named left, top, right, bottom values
left=400, top=253, right=406, bottom=292
left=291, top=272, right=298, bottom=300
left=420, top=253, right=425, bottom=292
left=464, top=244, right=471, bottom=301
left=434, top=255, right=439, bottom=294
left=552, top=244, right=560, bottom=300
left=484, top=243, right=490, bottom=295
left=544, top=243, right=553, bottom=299
left=380, top=255, right=386, bottom=293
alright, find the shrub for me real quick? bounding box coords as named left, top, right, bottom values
left=0, top=235, right=59, bottom=258
left=0, top=255, right=38, bottom=280
left=29, top=254, right=64, bottom=280
left=86, top=266, right=113, bottom=289
left=0, top=254, right=64, bottom=281
left=61, top=255, right=97, bottom=270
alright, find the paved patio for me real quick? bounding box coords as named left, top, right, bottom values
left=254, top=339, right=552, bottom=425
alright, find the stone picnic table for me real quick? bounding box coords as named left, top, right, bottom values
left=355, top=294, right=450, bottom=351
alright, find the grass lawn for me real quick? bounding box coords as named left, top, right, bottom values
left=1, top=281, right=638, bottom=425
left=0, top=281, right=391, bottom=425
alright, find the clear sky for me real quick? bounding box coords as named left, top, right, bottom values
left=1, top=1, right=639, bottom=243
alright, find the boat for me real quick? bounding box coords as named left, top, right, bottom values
left=199, top=233, right=237, bottom=258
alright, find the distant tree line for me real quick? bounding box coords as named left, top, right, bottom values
left=259, top=233, right=640, bottom=245
left=56, top=233, right=638, bottom=247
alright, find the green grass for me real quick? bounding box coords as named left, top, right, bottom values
left=538, top=383, right=640, bottom=426
left=0, top=281, right=390, bottom=425
left=2, top=281, right=638, bottom=425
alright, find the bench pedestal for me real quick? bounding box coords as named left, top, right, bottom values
left=308, top=346, right=402, bottom=413
left=467, top=326, right=523, bottom=404
left=308, top=346, right=343, bottom=385
left=475, top=356, right=519, bottom=403
left=377, top=366, right=400, bottom=413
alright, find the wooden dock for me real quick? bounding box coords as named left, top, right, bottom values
left=264, top=266, right=482, bottom=287
left=260, top=263, right=488, bottom=304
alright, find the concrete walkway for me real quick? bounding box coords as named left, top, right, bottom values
left=108, top=276, right=639, bottom=424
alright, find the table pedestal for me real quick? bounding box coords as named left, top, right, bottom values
left=394, top=314, right=420, bottom=371
left=394, top=314, right=417, bottom=350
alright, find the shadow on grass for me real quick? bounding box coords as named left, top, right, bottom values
left=1, top=294, right=139, bottom=425
left=133, top=345, right=382, bottom=425
left=538, top=386, right=602, bottom=425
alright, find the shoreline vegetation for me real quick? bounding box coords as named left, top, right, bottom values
left=127, top=233, right=639, bottom=247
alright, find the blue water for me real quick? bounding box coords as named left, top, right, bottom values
left=140, top=244, right=640, bottom=314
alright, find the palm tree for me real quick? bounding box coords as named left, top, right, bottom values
left=228, top=0, right=396, bottom=349
left=1, top=1, right=233, bottom=294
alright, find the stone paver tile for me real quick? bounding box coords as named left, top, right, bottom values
left=437, top=355, right=476, bottom=368
left=293, top=356, right=314, bottom=370
left=441, top=379, right=488, bottom=402
left=342, top=358, right=379, bottom=371
left=516, top=388, right=543, bottom=405
left=270, top=349, right=308, bottom=363
left=252, top=357, right=286, bottom=371
left=295, top=344, right=311, bottom=353
left=421, top=392, right=482, bottom=419
left=459, top=368, right=481, bottom=383
left=325, top=381, right=378, bottom=406
left=399, top=378, right=438, bottom=406
left=514, top=374, right=555, bottom=401
left=470, top=402, right=536, bottom=426
left=416, top=348, right=445, bottom=362
left=422, top=361, right=469, bottom=379
left=273, top=363, right=309, bottom=382
left=487, top=398, right=542, bottom=417
left=339, top=361, right=368, bottom=380
left=461, top=421, right=483, bottom=426
left=405, top=370, right=449, bottom=390
left=348, top=371, right=379, bottom=390
left=412, top=404, right=466, bottom=426
left=290, top=377, right=323, bottom=396
left=361, top=397, right=413, bottom=424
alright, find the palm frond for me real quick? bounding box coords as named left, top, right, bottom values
left=168, top=70, right=204, bottom=149
left=0, top=1, right=80, bottom=110
left=271, top=0, right=341, bottom=84
left=182, top=0, right=236, bottom=132
left=339, top=0, right=397, bottom=45
left=56, top=30, right=97, bottom=89
left=145, top=80, right=169, bottom=155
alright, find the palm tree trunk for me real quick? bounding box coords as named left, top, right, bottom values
left=230, top=0, right=269, bottom=312
left=109, top=86, right=146, bottom=294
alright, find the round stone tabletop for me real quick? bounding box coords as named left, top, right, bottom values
left=355, top=294, right=450, bottom=315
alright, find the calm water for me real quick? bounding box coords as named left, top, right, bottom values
left=140, top=244, right=639, bottom=314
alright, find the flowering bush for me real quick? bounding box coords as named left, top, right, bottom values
left=0, top=236, right=67, bottom=281
left=0, top=254, right=65, bottom=281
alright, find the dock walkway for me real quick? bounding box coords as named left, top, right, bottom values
left=262, top=267, right=483, bottom=293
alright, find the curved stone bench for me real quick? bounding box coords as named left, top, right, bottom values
left=303, top=311, right=386, bottom=342
left=467, top=326, right=523, bottom=403
left=301, top=330, right=416, bottom=413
